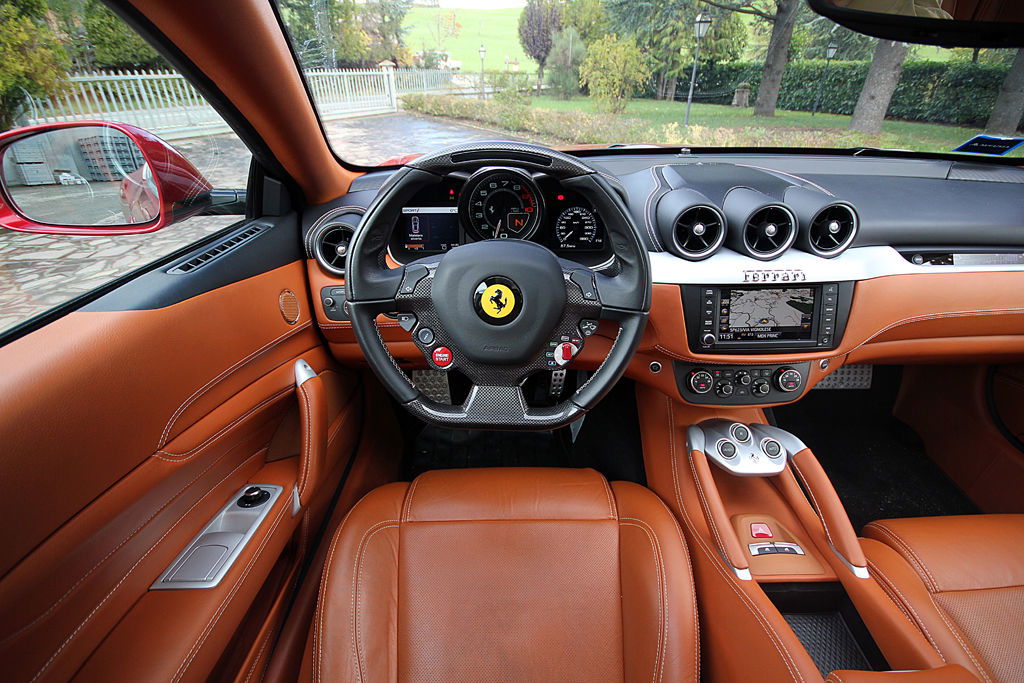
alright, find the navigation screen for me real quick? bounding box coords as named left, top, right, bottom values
left=719, top=287, right=815, bottom=341
left=401, top=207, right=461, bottom=253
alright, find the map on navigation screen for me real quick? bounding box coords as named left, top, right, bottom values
left=720, top=288, right=814, bottom=341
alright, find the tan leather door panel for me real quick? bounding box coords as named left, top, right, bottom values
left=0, top=261, right=361, bottom=682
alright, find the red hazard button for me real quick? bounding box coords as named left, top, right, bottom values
left=431, top=346, right=453, bottom=368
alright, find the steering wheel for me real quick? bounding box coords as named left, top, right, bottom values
left=346, top=142, right=651, bottom=430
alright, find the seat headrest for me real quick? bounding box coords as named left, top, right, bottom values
left=402, top=468, right=617, bottom=522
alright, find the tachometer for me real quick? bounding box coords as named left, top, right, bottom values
left=554, top=206, right=603, bottom=251
left=460, top=168, right=542, bottom=240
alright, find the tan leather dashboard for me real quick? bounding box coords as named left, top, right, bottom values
left=308, top=260, right=1024, bottom=404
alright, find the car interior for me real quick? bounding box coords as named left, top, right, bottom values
left=0, top=0, right=1022, bottom=682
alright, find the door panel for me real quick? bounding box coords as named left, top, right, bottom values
left=0, top=225, right=362, bottom=681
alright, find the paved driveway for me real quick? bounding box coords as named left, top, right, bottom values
left=0, top=113, right=519, bottom=333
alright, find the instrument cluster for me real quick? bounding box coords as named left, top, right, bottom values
left=389, top=168, right=611, bottom=268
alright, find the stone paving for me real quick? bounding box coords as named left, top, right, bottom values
left=0, top=113, right=520, bottom=333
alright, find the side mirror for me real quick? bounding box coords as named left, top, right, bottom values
left=0, top=121, right=213, bottom=235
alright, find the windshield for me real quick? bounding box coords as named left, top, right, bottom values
left=274, top=1, right=1023, bottom=167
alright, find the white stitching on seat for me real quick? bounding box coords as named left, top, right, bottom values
left=665, top=397, right=805, bottom=682
left=865, top=523, right=939, bottom=592
left=157, top=321, right=312, bottom=448
left=620, top=518, right=667, bottom=683
left=354, top=522, right=399, bottom=681
left=865, top=558, right=946, bottom=660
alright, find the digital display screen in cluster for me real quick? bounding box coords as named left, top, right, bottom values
left=400, top=207, right=461, bottom=253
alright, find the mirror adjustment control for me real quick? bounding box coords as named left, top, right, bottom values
left=775, top=367, right=803, bottom=393
left=238, top=486, right=271, bottom=508
left=688, top=369, right=714, bottom=394
left=735, top=370, right=752, bottom=386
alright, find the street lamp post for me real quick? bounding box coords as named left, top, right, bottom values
left=479, top=44, right=486, bottom=100
left=684, top=13, right=713, bottom=127
left=812, top=41, right=840, bottom=116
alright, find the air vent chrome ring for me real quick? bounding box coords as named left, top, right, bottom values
left=743, top=205, right=797, bottom=260
left=672, top=205, right=727, bottom=261
left=808, top=203, right=858, bottom=258
left=308, top=206, right=364, bottom=276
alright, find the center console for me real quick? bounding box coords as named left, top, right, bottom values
left=681, top=282, right=855, bottom=354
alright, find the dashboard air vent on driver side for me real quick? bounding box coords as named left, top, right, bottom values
left=808, top=204, right=857, bottom=257
left=674, top=206, right=726, bottom=260
left=312, top=222, right=355, bottom=276
left=744, top=206, right=796, bottom=260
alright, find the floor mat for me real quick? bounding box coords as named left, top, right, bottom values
left=771, top=367, right=978, bottom=532
left=783, top=612, right=872, bottom=676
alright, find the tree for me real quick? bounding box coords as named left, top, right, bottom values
left=562, top=0, right=608, bottom=45
left=83, top=0, right=164, bottom=70
left=700, top=0, right=802, bottom=117
left=360, top=0, right=412, bottom=64
left=0, top=0, right=68, bottom=130
left=986, top=48, right=1024, bottom=136
left=849, top=39, right=909, bottom=134
left=579, top=34, right=650, bottom=113
left=547, top=27, right=586, bottom=99
left=605, top=0, right=688, bottom=101
left=518, top=0, right=561, bottom=94
left=278, top=0, right=369, bottom=67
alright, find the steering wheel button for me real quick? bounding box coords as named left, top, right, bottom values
left=554, top=342, right=579, bottom=367
left=397, top=313, right=417, bottom=332
left=431, top=347, right=453, bottom=368
left=399, top=265, right=429, bottom=294
left=416, top=327, right=435, bottom=345
left=579, top=319, right=598, bottom=336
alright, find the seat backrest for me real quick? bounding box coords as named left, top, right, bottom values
left=302, top=467, right=698, bottom=682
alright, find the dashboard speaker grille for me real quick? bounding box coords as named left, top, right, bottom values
left=744, top=206, right=795, bottom=259
left=809, top=204, right=857, bottom=257
left=674, top=206, right=725, bottom=260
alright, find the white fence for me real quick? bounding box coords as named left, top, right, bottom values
left=25, top=67, right=462, bottom=140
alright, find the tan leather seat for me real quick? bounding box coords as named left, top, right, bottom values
left=300, top=467, right=698, bottom=682
left=861, top=514, right=1024, bottom=683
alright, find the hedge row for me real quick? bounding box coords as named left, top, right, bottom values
left=674, top=59, right=1016, bottom=128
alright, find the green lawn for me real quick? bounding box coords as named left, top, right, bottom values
left=403, top=6, right=536, bottom=73
left=530, top=96, right=997, bottom=154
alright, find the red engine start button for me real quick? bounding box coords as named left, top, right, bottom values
left=431, top=346, right=453, bottom=368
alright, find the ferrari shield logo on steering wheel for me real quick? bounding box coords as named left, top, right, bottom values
left=473, top=277, right=523, bottom=325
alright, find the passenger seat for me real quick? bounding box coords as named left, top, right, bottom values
left=860, top=515, right=1024, bottom=683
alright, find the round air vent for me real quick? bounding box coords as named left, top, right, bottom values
left=743, top=206, right=796, bottom=260
left=808, top=204, right=857, bottom=258
left=673, top=205, right=726, bottom=261
left=308, top=209, right=363, bottom=276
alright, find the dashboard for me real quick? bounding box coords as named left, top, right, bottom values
left=387, top=168, right=613, bottom=269
left=305, top=148, right=1024, bottom=408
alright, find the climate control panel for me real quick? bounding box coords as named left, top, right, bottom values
left=674, top=361, right=811, bottom=405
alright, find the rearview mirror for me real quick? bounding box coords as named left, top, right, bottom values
left=0, top=122, right=212, bottom=235
left=807, top=0, right=1024, bottom=48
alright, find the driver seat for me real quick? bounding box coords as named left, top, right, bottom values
left=300, top=467, right=698, bottom=682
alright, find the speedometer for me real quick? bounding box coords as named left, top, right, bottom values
left=554, top=207, right=602, bottom=251
left=460, top=168, right=542, bottom=240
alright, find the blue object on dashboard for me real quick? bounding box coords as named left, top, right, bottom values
left=953, top=135, right=1024, bottom=156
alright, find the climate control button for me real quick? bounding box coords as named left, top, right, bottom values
left=751, top=379, right=771, bottom=397
left=774, top=367, right=803, bottom=393
left=715, top=382, right=735, bottom=398
left=688, top=369, right=714, bottom=394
